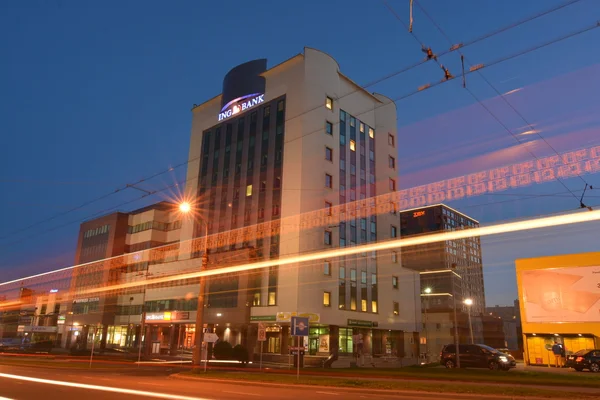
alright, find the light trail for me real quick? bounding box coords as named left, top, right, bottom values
left=75, top=209, right=600, bottom=297
left=0, top=372, right=213, bottom=400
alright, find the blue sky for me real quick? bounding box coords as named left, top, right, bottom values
left=1, top=0, right=599, bottom=306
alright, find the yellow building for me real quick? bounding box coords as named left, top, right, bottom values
left=516, top=251, right=600, bottom=366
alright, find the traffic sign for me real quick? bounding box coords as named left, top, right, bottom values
left=204, top=332, right=218, bottom=343
left=258, top=322, right=266, bottom=342
left=291, top=316, right=309, bottom=337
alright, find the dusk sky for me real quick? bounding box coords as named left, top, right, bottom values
left=1, top=0, right=599, bottom=307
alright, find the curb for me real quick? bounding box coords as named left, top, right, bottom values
left=168, top=372, right=572, bottom=400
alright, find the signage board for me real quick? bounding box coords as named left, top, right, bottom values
left=19, top=326, right=58, bottom=333
left=57, top=316, right=66, bottom=325
left=73, top=297, right=100, bottom=304
left=257, top=322, right=266, bottom=342
left=291, top=316, right=309, bottom=337
left=250, top=315, right=276, bottom=322
left=276, top=312, right=320, bottom=323
left=347, top=319, right=377, bottom=328
left=204, top=333, right=219, bottom=343
left=145, top=311, right=190, bottom=322
left=218, top=93, right=265, bottom=121
left=521, top=266, right=600, bottom=323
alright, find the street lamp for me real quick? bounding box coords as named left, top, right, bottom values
left=464, top=298, right=474, bottom=344
left=179, top=201, right=209, bottom=368
left=423, top=287, right=432, bottom=363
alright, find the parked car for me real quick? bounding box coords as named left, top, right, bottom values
left=565, top=349, right=600, bottom=372
left=440, top=344, right=517, bottom=371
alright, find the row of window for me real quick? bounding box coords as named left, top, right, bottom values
left=129, top=219, right=182, bottom=234
left=83, top=224, right=109, bottom=238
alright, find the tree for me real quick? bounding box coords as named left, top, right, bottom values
left=232, top=344, right=249, bottom=365
left=213, top=341, right=233, bottom=360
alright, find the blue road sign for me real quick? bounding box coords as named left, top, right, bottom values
left=291, top=316, right=309, bottom=337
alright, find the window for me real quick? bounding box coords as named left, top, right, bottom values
left=392, top=251, right=398, bottom=263
left=349, top=140, right=356, bottom=151
left=350, top=269, right=356, bottom=282
left=324, top=260, right=331, bottom=275
left=389, top=178, right=396, bottom=191
left=325, top=201, right=332, bottom=216
left=260, top=181, right=267, bottom=192
left=359, top=122, right=364, bottom=133
left=258, top=208, right=265, bottom=219
left=371, top=300, right=378, bottom=313
left=324, top=230, right=332, bottom=245
left=392, top=276, right=398, bottom=288
left=326, top=96, right=333, bottom=110
left=325, top=174, right=333, bottom=188
left=361, top=299, right=367, bottom=312
left=278, top=100, right=285, bottom=112
left=268, top=292, right=276, bottom=306
left=264, top=106, right=270, bottom=118
left=361, top=271, right=367, bottom=284
left=272, top=204, right=280, bottom=216
left=388, top=133, right=395, bottom=147
left=389, top=156, right=396, bottom=169
left=246, top=184, right=253, bottom=196
left=325, top=146, right=333, bottom=161
left=391, top=225, right=397, bottom=238
left=393, top=302, right=399, bottom=316
left=369, top=127, right=374, bottom=138
left=326, top=121, right=333, bottom=135
left=323, top=291, right=331, bottom=307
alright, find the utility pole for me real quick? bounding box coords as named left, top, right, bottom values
left=192, top=220, right=209, bottom=367
left=451, top=263, right=461, bottom=368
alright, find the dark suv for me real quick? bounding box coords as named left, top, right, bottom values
left=440, top=344, right=516, bottom=371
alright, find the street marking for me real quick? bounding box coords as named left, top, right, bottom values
left=0, top=373, right=214, bottom=400
left=316, top=392, right=339, bottom=396
left=223, top=391, right=259, bottom=396
left=138, top=382, right=165, bottom=386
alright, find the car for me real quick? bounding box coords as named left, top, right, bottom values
left=565, top=349, right=600, bottom=372
left=440, top=344, right=517, bottom=371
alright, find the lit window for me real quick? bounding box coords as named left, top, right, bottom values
left=369, top=128, right=374, bottom=138
left=392, top=276, right=398, bottom=288
left=372, top=300, right=378, bottom=313
left=359, top=122, right=365, bottom=133
left=388, top=134, right=395, bottom=147
left=246, top=184, right=253, bottom=196
left=324, top=260, right=331, bottom=275
left=268, top=292, right=276, bottom=305
left=325, top=146, right=333, bottom=161
left=325, top=174, right=333, bottom=188
left=326, top=121, right=333, bottom=135
left=361, top=299, right=367, bottom=312
left=389, top=156, right=396, bottom=169
left=323, top=291, right=331, bottom=307
left=393, top=302, right=399, bottom=316
left=277, top=100, right=285, bottom=112
left=389, top=178, right=396, bottom=191
left=349, top=140, right=356, bottom=151
left=326, top=96, right=333, bottom=110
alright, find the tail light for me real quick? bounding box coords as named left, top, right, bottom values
left=576, top=357, right=584, bottom=362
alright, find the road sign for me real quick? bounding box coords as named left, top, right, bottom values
left=291, top=316, right=309, bottom=337
left=204, top=332, right=218, bottom=343
left=258, top=322, right=266, bottom=342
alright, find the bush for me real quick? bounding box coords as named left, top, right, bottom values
left=232, top=344, right=249, bottom=364
left=213, top=341, right=233, bottom=360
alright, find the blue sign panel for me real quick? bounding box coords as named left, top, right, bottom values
left=291, top=316, right=309, bottom=337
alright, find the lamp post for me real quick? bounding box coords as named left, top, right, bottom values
left=423, top=287, right=431, bottom=363
left=464, top=298, right=474, bottom=344
left=451, top=263, right=460, bottom=368
left=179, top=201, right=209, bottom=368
left=127, top=296, right=133, bottom=347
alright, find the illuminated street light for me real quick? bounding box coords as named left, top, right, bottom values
left=424, top=287, right=432, bottom=294
left=464, top=298, right=474, bottom=344
left=179, top=202, right=192, bottom=213
left=422, top=287, right=432, bottom=363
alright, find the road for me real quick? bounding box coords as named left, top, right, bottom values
left=0, top=364, right=509, bottom=400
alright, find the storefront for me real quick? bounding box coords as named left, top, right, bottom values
left=516, top=252, right=600, bottom=366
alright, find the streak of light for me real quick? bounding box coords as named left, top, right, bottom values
left=503, top=88, right=522, bottom=96
left=520, top=129, right=539, bottom=135
left=76, top=209, right=600, bottom=297
left=0, top=373, right=213, bottom=400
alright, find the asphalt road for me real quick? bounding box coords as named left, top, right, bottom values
left=0, top=364, right=490, bottom=400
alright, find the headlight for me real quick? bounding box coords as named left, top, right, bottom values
left=499, top=356, right=508, bottom=362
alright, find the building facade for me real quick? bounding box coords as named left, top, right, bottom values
left=516, top=251, right=600, bottom=366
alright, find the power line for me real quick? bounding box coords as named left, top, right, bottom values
left=413, top=0, right=593, bottom=191
left=383, top=0, right=596, bottom=203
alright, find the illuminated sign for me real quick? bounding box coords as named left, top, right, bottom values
left=49, top=289, right=58, bottom=293
left=218, top=93, right=264, bottom=121
left=413, top=211, right=426, bottom=218
left=73, top=297, right=99, bottom=304
left=145, top=311, right=190, bottom=322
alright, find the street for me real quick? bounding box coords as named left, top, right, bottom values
left=0, top=364, right=504, bottom=400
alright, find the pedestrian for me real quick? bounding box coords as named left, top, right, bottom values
left=551, top=340, right=563, bottom=367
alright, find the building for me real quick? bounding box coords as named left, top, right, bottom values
left=177, top=47, right=419, bottom=362
left=516, top=251, right=600, bottom=366
left=399, top=204, right=485, bottom=360
left=64, top=47, right=420, bottom=363
left=486, top=300, right=522, bottom=351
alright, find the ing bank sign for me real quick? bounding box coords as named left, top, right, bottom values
left=218, top=93, right=265, bottom=121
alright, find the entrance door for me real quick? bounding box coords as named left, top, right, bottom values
left=309, top=338, right=319, bottom=355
